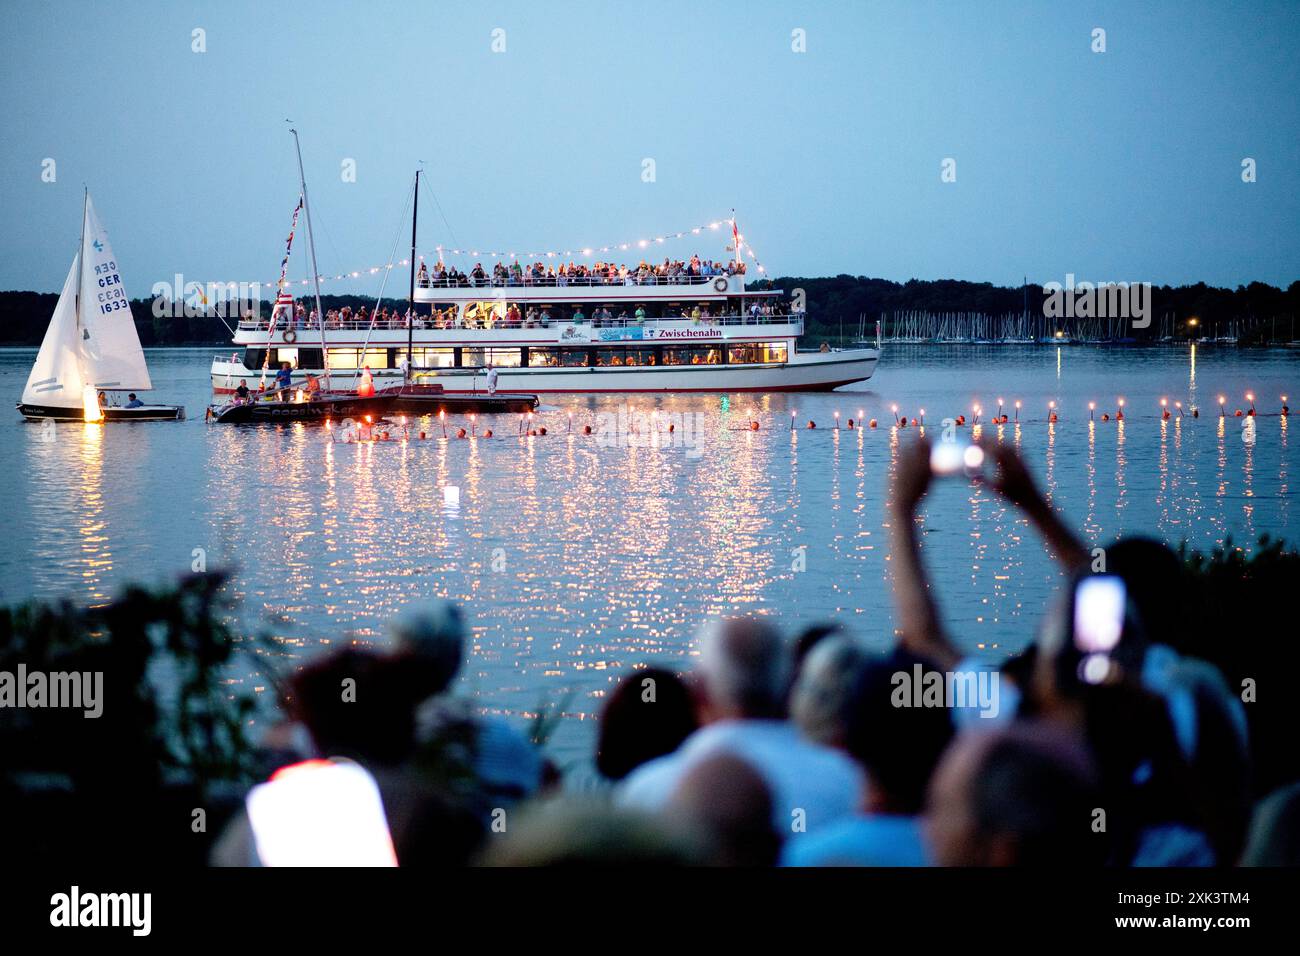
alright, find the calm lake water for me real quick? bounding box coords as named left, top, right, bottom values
left=2, top=345, right=1295, bottom=772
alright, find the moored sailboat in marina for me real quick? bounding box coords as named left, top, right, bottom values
left=18, top=191, right=184, bottom=422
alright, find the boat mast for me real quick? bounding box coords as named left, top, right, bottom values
left=75, top=187, right=87, bottom=333
left=289, top=127, right=331, bottom=392
left=407, top=168, right=419, bottom=385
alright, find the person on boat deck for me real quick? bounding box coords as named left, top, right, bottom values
left=275, top=362, right=293, bottom=396
left=125, top=393, right=144, bottom=409
left=571, top=307, right=585, bottom=324
left=486, top=363, right=499, bottom=395
left=305, top=374, right=322, bottom=397
left=634, top=306, right=646, bottom=324
left=234, top=381, right=250, bottom=403
left=357, top=365, right=376, bottom=397
left=96, top=390, right=107, bottom=408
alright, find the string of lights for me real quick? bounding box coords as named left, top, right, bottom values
left=215, top=215, right=767, bottom=289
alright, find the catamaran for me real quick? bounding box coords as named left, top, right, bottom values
left=209, top=186, right=881, bottom=395
left=18, top=191, right=184, bottom=422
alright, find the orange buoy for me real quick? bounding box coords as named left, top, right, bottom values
left=750, top=421, right=760, bottom=430
left=869, top=419, right=878, bottom=428
left=1235, top=409, right=1243, bottom=417
left=419, top=431, right=426, bottom=439
left=484, top=429, right=493, bottom=437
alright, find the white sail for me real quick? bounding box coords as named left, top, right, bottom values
left=79, top=195, right=152, bottom=390
left=20, top=254, right=86, bottom=409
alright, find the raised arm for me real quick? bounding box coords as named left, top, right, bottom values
left=889, top=436, right=962, bottom=669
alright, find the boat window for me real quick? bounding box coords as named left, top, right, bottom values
left=487, top=347, right=522, bottom=367
left=595, top=347, right=657, bottom=367
left=527, top=348, right=590, bottom=367
left=727, top=342, right=788, bottom=364
left=326, top=348, right=390, bottom=370
left=409, top=348, right=455, bottom=368
left=327, top=348, right=359, bottom=370
left=662, top=346, right=722, bottom=365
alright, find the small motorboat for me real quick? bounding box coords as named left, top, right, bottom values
left=377, top=383, right=538, bottom=415
left=18, top=191, right=185, bottom=422
left=206, top=390, right=393, bottom=424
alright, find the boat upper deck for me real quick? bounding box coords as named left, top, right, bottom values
left=413, top=271, right=759, bottom=302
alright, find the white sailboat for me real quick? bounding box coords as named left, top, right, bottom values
left=18, top=191, right=184, bottom=422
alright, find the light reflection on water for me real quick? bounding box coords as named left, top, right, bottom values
left=1, top=345, right=1296, bottom=768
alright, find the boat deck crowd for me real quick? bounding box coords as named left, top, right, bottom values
left=270, top=298, right=794, bottom=332
left=201, top=438, right=1295, bottom=867
left=417, top=255, right=747, bottom=288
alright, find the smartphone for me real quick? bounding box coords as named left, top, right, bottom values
left=931, top=441, right=986, bottom=477
left=245, top=758, right=398, bottom=867
left=1072, top=575, right=1126, bottom=654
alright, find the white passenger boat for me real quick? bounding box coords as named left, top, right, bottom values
left=210, top=206, right=880, bottom=395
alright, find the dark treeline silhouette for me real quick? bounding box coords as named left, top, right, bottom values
left=753, top=276, right=1300, bottom=345
left=1, top=277, right=1298, bottom=347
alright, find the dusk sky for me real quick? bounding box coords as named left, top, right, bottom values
left=2, top=0, right=1297, bottom=298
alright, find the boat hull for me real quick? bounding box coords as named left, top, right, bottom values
left=17, top=402, right=185, bottom=422
left=207, top=394, right=392, bottom=424
left=210, top=349, right=881, bottom=395
left=378, top=386, right=538, bottom=415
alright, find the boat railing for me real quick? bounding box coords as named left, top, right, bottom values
left=234, top=313, right=804, bottom=333
left=415, top=273, right=740, bottom=289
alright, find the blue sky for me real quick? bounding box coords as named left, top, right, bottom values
left=1, top=0, right=1297, bottom=297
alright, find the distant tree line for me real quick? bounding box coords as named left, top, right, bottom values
left=1, top=277, right=1297, bottom=347
left=750, top=276, right=1300, bottom=345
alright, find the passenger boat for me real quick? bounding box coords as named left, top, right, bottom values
left=208, top=143, right=540, bottom=425
left=19, top=191, right=184, bottom=422
left=210, top=177, right=880, bottom=395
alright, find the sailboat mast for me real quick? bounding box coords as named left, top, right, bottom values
left=407, top=169, right=419, bottom=384
left=290, top=128, right=331, bottom=392
left=75, top=188, right=87, bottom=333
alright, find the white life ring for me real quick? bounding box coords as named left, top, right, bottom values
left=713, top=277, right=728, bottom=293
left=282, top=328, right=297, bottom=344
